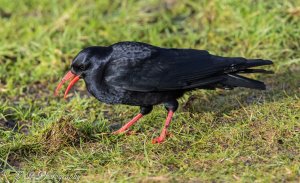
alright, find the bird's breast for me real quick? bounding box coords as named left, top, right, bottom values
left=86, top=82, right=125, bottom=104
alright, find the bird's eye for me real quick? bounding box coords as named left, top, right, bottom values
left=79, top=65, right=85, bottom=70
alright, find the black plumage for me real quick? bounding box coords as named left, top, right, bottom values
left=55, top=41, right=273, bottom=143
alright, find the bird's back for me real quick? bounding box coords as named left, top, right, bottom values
left=105, top=42, right=254, bottom=91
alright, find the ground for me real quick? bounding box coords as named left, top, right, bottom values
left=0, top=0, right=300, bottom=182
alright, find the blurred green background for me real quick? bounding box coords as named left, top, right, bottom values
left=0, top=0, right=299, bottom=182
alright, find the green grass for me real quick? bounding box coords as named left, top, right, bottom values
left=0, top=0, right=300, bottom=182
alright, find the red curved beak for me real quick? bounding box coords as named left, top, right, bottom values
left=55, top=71, right=80, bottom=99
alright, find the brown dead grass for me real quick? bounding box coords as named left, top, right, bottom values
left=42, top=117, right=84, bottom=153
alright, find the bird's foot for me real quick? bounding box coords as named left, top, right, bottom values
left=152, top=136, right=165, bottom=144
left=152, top=130, right=170, bottom=144
left=112, top=129, right=125, bottom=135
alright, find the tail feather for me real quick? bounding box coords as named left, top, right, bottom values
left=222, top=74, right=266, bottom=90
left=215, top=56, right=273, bottom=90
left=238, top=69, right=274, bottom=74
left=244, top=59, right=273, bottom=68
left=219, top=56, right=273, bottom=74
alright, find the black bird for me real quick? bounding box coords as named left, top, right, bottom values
left=55, top=41, right=273, bottom=143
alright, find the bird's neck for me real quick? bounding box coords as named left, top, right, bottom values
left=84, top=64, right=109, bottom=101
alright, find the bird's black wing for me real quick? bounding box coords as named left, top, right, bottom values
left=104, top=42, right=245, bottom=92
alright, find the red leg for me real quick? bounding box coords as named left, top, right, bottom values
left=152, top=110, right=174, bottom=144
left=112, top=113, right=143, bottom=134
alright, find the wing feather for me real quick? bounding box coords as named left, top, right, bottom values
left=104, top=42, right=239, bottom=91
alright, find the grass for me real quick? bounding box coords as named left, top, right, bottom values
left=0, top=0, right=300, bottom=182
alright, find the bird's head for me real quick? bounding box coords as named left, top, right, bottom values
left=55, top=46, right=111, bottom=98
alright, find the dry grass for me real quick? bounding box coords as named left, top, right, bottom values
left=42, top=117, right=84, bottom=153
